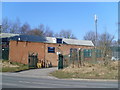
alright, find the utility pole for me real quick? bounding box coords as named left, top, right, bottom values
left=94, top=14, right=98, bottom=47
left=94, top=14, right=98, bottom=62
left=0, top=25, right=2, bottom=33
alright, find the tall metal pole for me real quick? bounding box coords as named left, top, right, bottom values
left=94, top=14, right=98, bottom=47
left=94, top=14, right=98, bottom=62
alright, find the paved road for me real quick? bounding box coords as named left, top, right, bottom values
left=2, top=67, right=57, bottom=79
left=2, top=75, right=118, bottom=88
left=1, top=67, right=119, bottom=88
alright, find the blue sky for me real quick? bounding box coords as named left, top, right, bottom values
left=2, top=2, right=118, bottom=40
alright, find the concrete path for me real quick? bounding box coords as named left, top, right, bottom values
left=2, top=67, right=58, bottom=79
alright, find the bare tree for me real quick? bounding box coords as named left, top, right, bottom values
left=83, top=31, right=96, bottom=45
left=54, top=33, right=59, bottom=37
left=2, top=18, right=21, bottom=33
left=44, top=26, right=54, bottom=37
left=83, top=31, right=115, bottom=65
left=27, top=24, right=54, bottom=37
left=55, top=30, right=77, bottom=39
left=1, top=18, right=54, bottom=36
left=2, top=18, right=10, bottom=33
left=97, top=32, right=114, bottom=65
left=39, top=24, right=45, bottom=30
left=27, top=28, right=44, bottom=36
left=20, top=22, right=31, bottom=34
left=27, top=24, right=44, bottom=36
left=112, top=40, right=118, bottom=46
left=2, top=18, right=75, bottom=39
left=9, top=18, right=21, bottom=34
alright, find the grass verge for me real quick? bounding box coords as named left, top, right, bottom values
left=2, top=65, right=29, bottom=72
left=1, top=60, right=29, bottom=72
left=51, top=61, right=119, bottom=80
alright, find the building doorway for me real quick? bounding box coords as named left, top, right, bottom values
left=28, top=53, right=38, bottom=68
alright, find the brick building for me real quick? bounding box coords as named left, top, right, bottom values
left=9, top=35, right=94, bottom=66
left=0, top=33, right=19, bottom=60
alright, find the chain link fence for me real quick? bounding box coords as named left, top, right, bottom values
left=62, top=48, right=103, bottom=68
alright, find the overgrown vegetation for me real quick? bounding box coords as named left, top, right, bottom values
left=84, top=31, right=118, bottom=65
left=1, top=60, right=29, bottom=72
left=51, top=61, right=119, bottom=79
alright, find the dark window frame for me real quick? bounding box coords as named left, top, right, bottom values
left=48, top=47, right=55, bottom=53
left=56, top=38, right=62, bottom=44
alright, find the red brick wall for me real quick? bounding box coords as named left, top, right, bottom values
left=9, top=41, right=45, bottom=64
left=9, top=40, right=93, bottom=66
left=45, top=43, right=93, bottom=66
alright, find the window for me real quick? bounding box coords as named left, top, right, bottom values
left=56, top=38, right=62, bottom=44
left=84, top=49, right=92, bottom=58
left=48, top=47, right=55, bottom=53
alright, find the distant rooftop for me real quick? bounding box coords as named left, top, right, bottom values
left=46, top=37, right=94, bottom=46
left=9, top=35, right=47, bottom=43
left=0, top=33, right=94, bottom=46
left=0, top=33, right=19, bottom=38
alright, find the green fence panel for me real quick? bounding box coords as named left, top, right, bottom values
left=58, top=54, right=63, bottom=69
left=96, top=49, right=102, bottom=58
left=63, top=55, right=69, bottom=68
left=2, top=48, right=9, bottom=60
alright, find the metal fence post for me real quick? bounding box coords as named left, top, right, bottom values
left=92, top=48, right=97, bottom=63
left=81, top=49, right=84, bottom=65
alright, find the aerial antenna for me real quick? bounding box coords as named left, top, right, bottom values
left=94, top=14, right=98, bottom=47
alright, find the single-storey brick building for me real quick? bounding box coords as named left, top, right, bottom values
left=0, top=33, right=19, bottom=60
left=9, top=35, right=94, bottom=66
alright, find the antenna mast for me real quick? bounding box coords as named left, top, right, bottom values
left=94, top=14, right=98, bottom=47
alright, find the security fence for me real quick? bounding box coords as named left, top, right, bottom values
left=62, top=48, right=103, bottom=68
left=111, top=46, right=120, bottom=60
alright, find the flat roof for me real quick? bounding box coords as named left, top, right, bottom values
left=46, top=37, right=94, bottom=46
left=1, top=33, right=94, bottom=46
left=0, top=33, right=19, bottom=38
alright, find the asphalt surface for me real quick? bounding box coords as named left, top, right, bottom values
left=1, top=67, right=119, bottom=88
left=3, top=67, right=58, bottom=79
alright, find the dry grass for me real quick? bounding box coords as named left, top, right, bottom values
left=51, top=61, right=119, bottom=79
left=1, top=60, right=19, bottom=68
left=1, top=60, right=29, bottom=72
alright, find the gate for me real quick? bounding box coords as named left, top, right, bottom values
left=58, top=54, right=63, bottom=69
left=70, top=48, right=78, bottom=66
left=2, top=48, right=9, bottom=60
left=63, top=54, right=69, bottom=68
left=28, top=53, right=38, bottom=68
